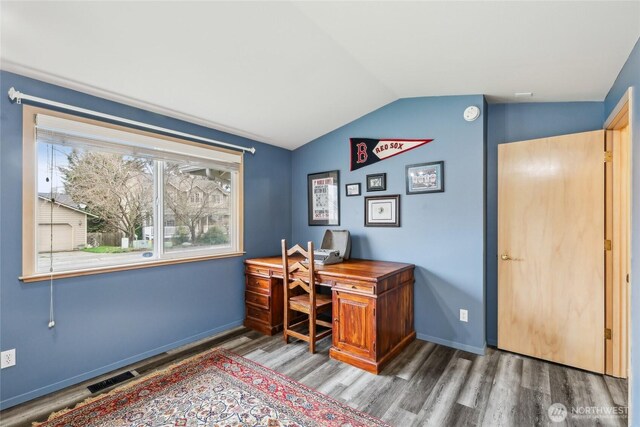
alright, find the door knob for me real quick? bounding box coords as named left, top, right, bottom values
left=501, top=253, right=513, bottom=261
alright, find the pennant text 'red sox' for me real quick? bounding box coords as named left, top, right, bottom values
left=350, top=138, right=433, bottom=171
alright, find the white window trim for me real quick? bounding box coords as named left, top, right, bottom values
left=21, top=105, right=245, bottom=283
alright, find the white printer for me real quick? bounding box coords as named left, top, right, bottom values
left=313, top=230, right=351, bottom=265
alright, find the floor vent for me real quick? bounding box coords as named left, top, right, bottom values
left=87, top=371, right=135, bottom=393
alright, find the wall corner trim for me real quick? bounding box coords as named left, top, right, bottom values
left=604, top=87, right=632, bottom=129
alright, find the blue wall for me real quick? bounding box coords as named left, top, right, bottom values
left=292, top=95, right=487, bottom=354
left=0, top=71, right=292, bottom=409
left=485, top=102, right=605, bottom=345
left=604, top=36, right=640, bottom=424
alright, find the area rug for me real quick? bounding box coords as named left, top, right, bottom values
left=36, top=348, right=389, bottom=427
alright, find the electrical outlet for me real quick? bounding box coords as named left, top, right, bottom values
left=459, top=309, right=468, bottom=323
left=1, top=349, right=16, bottom=369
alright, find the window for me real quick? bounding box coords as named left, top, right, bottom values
left=163, top=163, right=232, bottom=254
left=189, top=191, right=202, bottom=204
left=22, top=106, right=244, bottom=281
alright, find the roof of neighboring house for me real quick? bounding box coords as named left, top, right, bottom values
left=38, top=193, right=98, bottom=218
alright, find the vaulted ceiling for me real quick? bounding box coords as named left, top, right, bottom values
left=2, top=1, right=639, bottom=149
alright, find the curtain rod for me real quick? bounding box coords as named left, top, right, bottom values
left=7, top=87, right=256, bottom=154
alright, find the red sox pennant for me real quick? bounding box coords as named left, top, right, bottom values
left=349, top=138, right=434, bottom=171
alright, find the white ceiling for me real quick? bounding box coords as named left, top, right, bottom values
left=2, top=1, right=639, bottom=150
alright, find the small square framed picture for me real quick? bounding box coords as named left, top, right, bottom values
left=345, top=183, right=361, bottom=197
left=365, top=195, right=400, bottom=227
left=406, top=161, right=444, bottom=195
left=366, top=173, right=386, bottom=192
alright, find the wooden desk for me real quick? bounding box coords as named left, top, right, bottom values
left=244, top=256, right=415, bottom=374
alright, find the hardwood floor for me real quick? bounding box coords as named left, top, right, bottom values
left=0, top=327, right=628, bottom=426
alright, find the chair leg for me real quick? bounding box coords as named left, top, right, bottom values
left=283, top=308, right=290, bottom=344
left=283, top=320, right=288, bottom=343
left=309, top=309, right=316, bottom=354
left=283, top=286, right=289, bottom=344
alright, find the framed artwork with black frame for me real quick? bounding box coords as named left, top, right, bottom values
left=308, top=170, right=340, bottom=226
left=365, top=194, right=400, bottom=227
left=366, top=173, right=386, bottom=192
left=345, top=183, right=361, bottom=197
left=405, top=161, right=445, bottom=195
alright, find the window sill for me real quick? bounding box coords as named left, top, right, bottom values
left=20, top=252, right=246, bottom=283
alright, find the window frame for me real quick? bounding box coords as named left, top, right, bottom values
left=21, top=106, right=245, bottom=282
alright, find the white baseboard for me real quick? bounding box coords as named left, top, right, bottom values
left=416, top=333, right=486, bottom=355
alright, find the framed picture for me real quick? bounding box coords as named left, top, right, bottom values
left=405, top=161, right=445, bottom=194
left=308, top=170, right=340, bottom=226
left=345, top=183, right=361, bottom=197
left=366, top=173, right=387, bottom=192
left=365, top=195, right=400, bottom=227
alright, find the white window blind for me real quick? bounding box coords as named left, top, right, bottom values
left=35, top=114, right=242, bottom=169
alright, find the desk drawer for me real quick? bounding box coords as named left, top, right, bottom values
left=245, top=291, right=270, bottom=309
left=246, top=275, right=271, bottom=294
left=246, top=265, right=271, bottom=276
left=334, top=281, right=374, bottom=295
left=246, top=305, right=270, bottom=323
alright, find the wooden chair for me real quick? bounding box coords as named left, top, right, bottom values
left=281, top=239, right=332, bottom=353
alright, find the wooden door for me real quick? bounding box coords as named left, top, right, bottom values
left=606, top=121, right=631, bottom=378
left=333, top=291, right=375, bottom=358
left=498, top=130, right=605, bottom=373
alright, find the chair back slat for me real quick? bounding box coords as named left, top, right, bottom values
left=282, top=239, right=315, bottom=305
left=281, top=240, right=314, bottom=292
left=287, top=244, right=309, bottom=258
left=289, top=261, right=309, bottom=274
left=289, top=279, right=311, bottom=293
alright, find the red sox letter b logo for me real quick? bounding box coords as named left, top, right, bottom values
left=356, top=142, right=368, bottom=164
